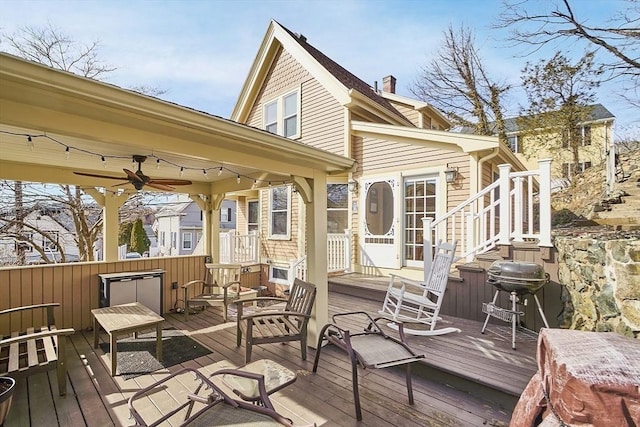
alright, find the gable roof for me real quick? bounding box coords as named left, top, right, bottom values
left=232, top=20, right=412, bottom=126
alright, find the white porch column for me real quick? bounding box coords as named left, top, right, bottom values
left=497, top=164, right=512, bottom=246
left=305, top=171, right=328, bottom=347
left=209, top=194, right=225, bottom=263
left=84, top=189, right=128, bottom=262
left=537, top=159, right=553, bottom=247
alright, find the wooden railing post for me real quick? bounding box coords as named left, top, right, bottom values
left=344, top=229, right=351, bottom=273
left=538, top=158, right=553, bottom=247
left=422, top=217, right=433, bottom=283
left=498, top=164, right=512, bottom=245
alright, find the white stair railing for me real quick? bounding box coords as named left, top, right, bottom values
left=423, top=159, right=552, bottom=265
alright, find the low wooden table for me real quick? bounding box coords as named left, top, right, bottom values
left=92, top=302, right=164, bottom=376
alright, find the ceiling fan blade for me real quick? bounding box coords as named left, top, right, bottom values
left=123, top=168, right=145, bottom=182
left=146, top=182, right=176, bottom=191
left=149, top=179, right=193, bottom=186
left=73, top=171, right=128, bottom=180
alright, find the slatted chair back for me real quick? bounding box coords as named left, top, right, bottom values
left=286, top=278, right=317, bottom=324
left=422, top=240, right=457, bottom=297
left=203, top=263, right=242, bottom=292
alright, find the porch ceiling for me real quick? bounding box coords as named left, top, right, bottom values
left=0, top=53, right=354, bottom=195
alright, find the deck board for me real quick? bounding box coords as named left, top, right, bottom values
left=3, top=289, right=534, bottom=426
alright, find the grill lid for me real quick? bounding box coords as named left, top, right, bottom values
left=487, top=260, right=549, bottom=294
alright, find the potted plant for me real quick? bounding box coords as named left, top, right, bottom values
left=0, top=376, right=15, bottom=427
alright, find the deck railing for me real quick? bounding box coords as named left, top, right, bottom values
left=219, top=231, right=259, bottom=264
left=423, top=159, right=552, bottom=273
left=327, top=230, right=351, bottom=273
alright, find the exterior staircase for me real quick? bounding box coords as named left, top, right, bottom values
left=590, top=149, right=640, bottom=229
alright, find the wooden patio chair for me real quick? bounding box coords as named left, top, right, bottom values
left=0, top=303, right=75, bottom=396
left=182, top=263, right=242, bottom=322
left=312, top=311, right=425, bottom=421
left=236, top=278, right=316, bottom=363
left=127, top=366, right=305, bottom=426
left=379, top=239, right=460, bottom=336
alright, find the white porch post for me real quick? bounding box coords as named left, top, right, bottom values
left=512, top=177, right=524, bottom=242
left=497, top=164, right=512, bottom=245
left=422, top=217, right=433, bottom=283
left=84, top=188, right=128, bottom=262
left=210, top=194, right=225, bottom=263
left=538, top=159, right=553, bottom=247
left=305, top=171, right=327, bottom=347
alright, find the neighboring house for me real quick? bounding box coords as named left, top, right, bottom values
left=502, top=104, right=615, bottom=182
left=153, top=196, right=236, bottom=256
left=0, top=208, right=79, bottom=264
left=228, top=20, right=527, bottom=280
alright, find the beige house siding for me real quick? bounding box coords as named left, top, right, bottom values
left=258, top=186, right=300, bottom=263
left=246, top=48, right=312, bottom=129
left=300, top=78, right=344, bottom=155
left=387, top=102, right=420, bottom=127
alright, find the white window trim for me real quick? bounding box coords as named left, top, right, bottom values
left=263, top=88, right=301, bottom=139
left=269, top=263, right=290, bottom=285
left=247, top=199, right=259, bottom=233
left=182, top=231, right=193, bottom=250
left=268, top=185, right=292, bottom=240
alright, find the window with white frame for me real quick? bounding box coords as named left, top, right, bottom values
left=508, top=135, right=520, bottom=153
left=269, top=264, right=290, bottom=285
left=220, top=208, right=232, bottom=223
left=263, top=89, right=300, bottom=139
left=268, top=186, right=291, bottom=239
left=182, top=232, right=193, bottom=250
left=248, top=200, right=259, bottom=232
left=42, top=231, right=59, bottom=251
left=403, top=176, right=437, bottom=266
left=171, top=232, right=177, bottom=249
left=327, top=184, right=348, bottom=233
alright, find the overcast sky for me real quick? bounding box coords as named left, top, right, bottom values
left=1, top=0, right=636, bottom=137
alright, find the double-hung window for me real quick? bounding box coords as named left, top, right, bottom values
left=268, top=186, right=291, bottom=239
left=182, top=232, right=193, bottom=250
left=247, top=200, right=259, bottom=233
left=263, top=89, right=300, bottom=139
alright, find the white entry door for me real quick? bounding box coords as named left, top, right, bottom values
left=360, top=177, right=400, bottom=269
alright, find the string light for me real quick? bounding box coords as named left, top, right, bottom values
left=2, top=130, right=290, bottom=188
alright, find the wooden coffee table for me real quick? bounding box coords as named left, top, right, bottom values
left=92, top=302, right=164, bottom=376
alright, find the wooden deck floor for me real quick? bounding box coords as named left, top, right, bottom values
left=4, top=290, right=536, bottom=426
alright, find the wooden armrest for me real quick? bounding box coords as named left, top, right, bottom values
left=0, top=303, right=61, bottom=316
left=389, top=274, right=426, bottom=289
left=0, top=327, right=75, bottom=347
left=242, top=311, right=310, bottom=321
left=182, top=280, right=205, bottom=289
left=219, top=280, right=242, bottom=289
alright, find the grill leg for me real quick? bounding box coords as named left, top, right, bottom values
left=533, top=294, right=550, bottom=328
left=510, top=291, right=518, bottom=350
left=481, top=290, right=500, bottom=333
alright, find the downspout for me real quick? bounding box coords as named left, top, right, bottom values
left=476, top=147, right=500, bottom=194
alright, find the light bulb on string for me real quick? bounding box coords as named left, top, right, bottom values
left=218, top=166, right=223, bottom=176
left=203, top=169, right=208, bottom=177
left=27, top=135, right=34, bottom=150
left=237, top=175, right=241, bottom=184
left=65, top=146, right=70, bottom=160
left=156, top=158, right=160, bottom=169
left=101, top=156, right=107, bottom=168
left=180, top=167, right=184, bottom=177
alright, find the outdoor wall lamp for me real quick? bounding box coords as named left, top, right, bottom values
left=348, top=179, right=359, bottom=193
left=444, top=165, right=459, bottom=184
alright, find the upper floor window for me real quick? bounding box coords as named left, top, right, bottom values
left=182, top=232, right=193, bottom=250
left=508, top=135, right=520, bottom=153
left=268, top=186, right=291, bottom=239
left=263, top=89, right=300, bottom=139
left=583, top=126, right=592, bottom=146
left=220, top=208, right=232, bottom=223
left=42, top=231, right=59, bottom=251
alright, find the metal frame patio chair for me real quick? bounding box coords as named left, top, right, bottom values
left=127, top=366, right=302, bottom=426
left=379, top=239, right=460, bottom=336
left=312, top=311, right=425, bottom=421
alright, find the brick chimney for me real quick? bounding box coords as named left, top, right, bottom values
left=382, top=75, right=396, bottom=94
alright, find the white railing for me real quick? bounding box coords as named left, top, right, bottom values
left=219, top=231, right=259, bottom=264
left=327, top=230, right=351, bottom=273
left=291, top=255, right=307, bottom=283
left=423, top=159, right=552, bottom=268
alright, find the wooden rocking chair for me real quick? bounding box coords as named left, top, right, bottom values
left=379, top=239, right=460, bottom=336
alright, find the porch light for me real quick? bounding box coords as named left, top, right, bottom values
left=444, top=165, right=458, bottom=184
left=348, top=179, right=358, bottom=193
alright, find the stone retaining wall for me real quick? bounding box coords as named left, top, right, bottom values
left=555, top=233, right=640, bottom=338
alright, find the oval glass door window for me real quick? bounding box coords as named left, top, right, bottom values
left=365, top=181, right=394, bottom=235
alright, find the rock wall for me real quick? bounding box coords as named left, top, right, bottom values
left=555, top=232, right=640, bottom=338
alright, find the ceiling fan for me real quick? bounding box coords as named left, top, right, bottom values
left=74, top=155, right=192, bottom=191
